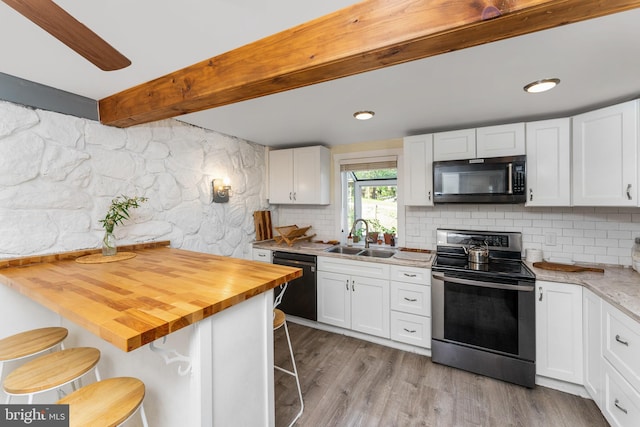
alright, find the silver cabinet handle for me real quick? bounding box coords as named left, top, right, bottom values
left=352, top=281, right=355, bottom=292
left=614, top=399, right=628, bottom=414
left=428, top=191, right=431, bottom=201
left=627, top=184, right=632, bottom=200
left=539, top=286, right=543, bottom=301
left=615, top=334, right=629, bottom=346
left=529, top=188, right=533, bottom=201
left=345, top=279, right=349, bottom=291
left=403, top=273, right=417, bottom=278
left=289, top=192, right=293, bottom=200
left=404, top=297, right=418, bottom=302
left=403, top=328, right=416, bottom=333
left=293, top=192, right=297, bottom=201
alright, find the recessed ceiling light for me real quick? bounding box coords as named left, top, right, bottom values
left=523, top=78, right=560, bottom=93
left=353, top=111, right=375, bottom=120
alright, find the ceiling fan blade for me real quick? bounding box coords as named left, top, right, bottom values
left=2, top=0, right=131, bottom=71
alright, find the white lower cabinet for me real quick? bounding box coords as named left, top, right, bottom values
left=252, top=248, right=271, bottom=263
left=583, top=288, right=603, bottom=407
left=535, top=280, right=584, bottom=384
left=389, top=265, right=431, bottom=348
left=604, top=361, right=640, bottom=427
left=317, top=257, right=390, bottom=339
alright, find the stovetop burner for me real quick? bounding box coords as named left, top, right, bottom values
left=432, top=229, right=535, bottom=282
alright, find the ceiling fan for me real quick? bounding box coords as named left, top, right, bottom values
left=2, top=0, right=131, bottom=71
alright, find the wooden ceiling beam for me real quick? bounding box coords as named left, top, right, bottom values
left=98, top=0, right=640, bottom=128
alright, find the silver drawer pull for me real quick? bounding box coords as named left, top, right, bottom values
left=403, top=328, right=416, bottom=333
left=403, top=273, right=417, bottom=277
left=403, top=297, right=418, bottom=302
left=614, top=399, right=628, bottom=414
left=615, top=335, right=629, bottom=346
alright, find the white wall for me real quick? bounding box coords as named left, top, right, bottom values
left=0, top=100, right=268, bottom=260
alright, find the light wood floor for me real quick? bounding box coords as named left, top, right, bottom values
left=274, top=322, right=608, bottom=427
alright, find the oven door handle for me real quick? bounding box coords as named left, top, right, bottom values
left=432, top=274, right=534, bottom=292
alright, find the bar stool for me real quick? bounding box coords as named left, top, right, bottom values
left=0, top=327, right=68, bottom=380
left=274, top=283, right=304, bottom=426
left=3, top=347, right=101, bottom=403
left=57, top=377, right=148, bottom=427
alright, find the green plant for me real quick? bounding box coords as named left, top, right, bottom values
left=100, top=195, right=148, bottom=233
left=368, top=219, right=395, bottom=235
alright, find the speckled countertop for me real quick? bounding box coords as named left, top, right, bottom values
left=254, top=240, right=640, bottom=324
left=528, top=262, right=640, bottom=323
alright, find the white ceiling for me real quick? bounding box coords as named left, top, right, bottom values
left=2, top=1, right=640, bottom=148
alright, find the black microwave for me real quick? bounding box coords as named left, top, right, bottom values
left=433, top=155, right=526, bottom=204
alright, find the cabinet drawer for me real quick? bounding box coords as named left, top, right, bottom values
left=603, top=361, right=640, bottom=427
left=390, top=311, right=431, bottom=348
left=603, top=302, right=640, bottom=393
left=318, top=256, right=390, bottom=279
left=252, top=248, right=271, bottom=263
left=389, top=265, right=430, bottom=285
left=390, top=281, right=431, bottom=317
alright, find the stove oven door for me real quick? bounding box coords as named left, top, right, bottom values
left=431, top=272, right=535, bottom=362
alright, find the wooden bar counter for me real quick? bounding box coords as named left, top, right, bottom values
left=0, top=242, right=301, bottom=352
left=0, top=241, right=302, bottom=426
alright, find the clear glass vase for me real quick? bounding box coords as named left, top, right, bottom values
left=102, top=231, right=117, bottom=256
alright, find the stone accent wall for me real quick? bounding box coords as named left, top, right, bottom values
left=0, top=100, right=268, bottom=259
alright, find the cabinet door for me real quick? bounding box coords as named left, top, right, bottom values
left=403, top=134, right=434, bottom=206
left=350, top=275, right=390, bottom=338
left=525, top=118, right=571, bottom=206
left=317, top=271, right=350, bottom=329
left=573, top=100, right=638, bottom=206
left=536, top=281, right=584, bottom=384
left=476, top=123, right=525, bottom=158
left=583, top=288, right=603, bottom=408
left=268, top=149, right=294, bottom=204
left=433, top=128, right=476, bottom=161
left=293, top=146, right=330, bottom=204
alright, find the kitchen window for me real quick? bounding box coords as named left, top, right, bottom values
left=340, top=158, right=397, bottom=243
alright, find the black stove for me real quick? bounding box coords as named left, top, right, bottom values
left=431, top=229, right=537, bottom=388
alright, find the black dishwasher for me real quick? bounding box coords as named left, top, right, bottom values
left=272, top=251, right=317, bottom=321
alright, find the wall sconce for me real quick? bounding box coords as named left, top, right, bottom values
left=212, top=178, right=231, bottom=203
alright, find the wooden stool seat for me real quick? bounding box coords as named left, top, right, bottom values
left=57, top=377, right=146, bottom=427
left=274, top=308, right=286, bottom=330
left=4, top=347, right=100, bottom=395
left=0, top=327, right=68, bottom=361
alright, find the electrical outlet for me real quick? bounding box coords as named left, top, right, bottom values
left=544, top=232, right=557, bottom=246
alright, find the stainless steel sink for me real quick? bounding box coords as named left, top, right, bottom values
left=357, top=249, right=395, bottom=258
left=324, top=246, right=396, bottom=258
left=324, top=246, right=364, bottom=255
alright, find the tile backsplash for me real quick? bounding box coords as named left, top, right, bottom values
left=276, top=204, right=640, bottom=267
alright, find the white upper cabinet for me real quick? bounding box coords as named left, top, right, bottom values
left=476, top=123, right=525, bottom=158
left=433, top=129, right=476, bottom=161
left=268, top=145, right=330, bottom=205
left=525, top=118, right=571, bottom=206
left=403, top=134, right=434, bottom=206
left=572, top=100, right=639, bottom=206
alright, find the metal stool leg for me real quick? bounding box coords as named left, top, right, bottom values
left=275, top=319, right=304, bottom=427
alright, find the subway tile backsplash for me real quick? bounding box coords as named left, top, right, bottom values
left=277, top=204, right=640, bottom=267
left=406, top=205, right=640, bottom=266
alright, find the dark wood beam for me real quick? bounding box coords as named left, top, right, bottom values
left=99, top=0, right=640, bottom=128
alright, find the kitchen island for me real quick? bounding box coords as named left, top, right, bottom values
left=0, top=242, right=302, bottom=427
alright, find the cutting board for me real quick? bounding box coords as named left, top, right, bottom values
left=253, top=211, right=273, bottom=241
left=533, top=261, right=604, bottom=273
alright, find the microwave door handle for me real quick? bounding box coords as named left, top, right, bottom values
left=507, top=163, right=513, bottom=194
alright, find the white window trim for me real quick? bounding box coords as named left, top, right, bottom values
left=333, top=149, right=405, bottom=246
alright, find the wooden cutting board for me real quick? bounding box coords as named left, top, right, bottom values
left=533, top=261, right=604, bottom=273
left=253, top=211, right=273, bottom=241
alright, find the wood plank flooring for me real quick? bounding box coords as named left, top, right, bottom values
left=274, top=322, right=608, bottom=427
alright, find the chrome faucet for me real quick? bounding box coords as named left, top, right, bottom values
left=350, top=218, right=370, bottom=248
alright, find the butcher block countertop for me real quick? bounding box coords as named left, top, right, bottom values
left=0, top=242, right=302, bottom=352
